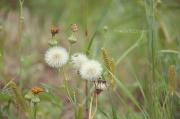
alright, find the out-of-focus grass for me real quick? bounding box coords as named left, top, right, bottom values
left=0, top=0, right=180, bottom=119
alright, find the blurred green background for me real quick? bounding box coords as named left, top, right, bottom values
left=0, top=0, right=180, bottom=119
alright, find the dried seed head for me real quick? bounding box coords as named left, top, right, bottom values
left=168, top=65, right=177, bottom=95
left=94, top=78, right=108, bottom=94
left=50, top=26, right=59, bottom=36
left=70, top=24, right=78, bottom=32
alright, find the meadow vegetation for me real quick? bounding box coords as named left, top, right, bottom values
left=0, top=0, right=180, bottom=119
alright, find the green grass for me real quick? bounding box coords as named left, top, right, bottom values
left=0, top=0, right=180, bottom=119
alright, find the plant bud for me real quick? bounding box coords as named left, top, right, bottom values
left=68, top=33, right=77, bottom=45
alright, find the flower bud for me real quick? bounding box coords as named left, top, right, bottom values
left=68, top=33, right=77, bottom=45
left=31, top=95, right=40, bottom=103
left=25, top=90, right=34, bottom=100
left=48, top=39, right=58, bottom=47
left=70, top=24, right=78, bottom=32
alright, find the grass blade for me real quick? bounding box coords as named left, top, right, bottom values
left=115, top=33, right=144, bottom=66
left=108, top=71, right=147, bottom=119
left=86, top=0, right=113, bottom=55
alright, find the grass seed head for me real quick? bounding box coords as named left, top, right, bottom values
left=101, top=47, right=116, bottom=90
left=10, top=81, right=29, bottom=116
left=168, top=65, right=177, bottom=95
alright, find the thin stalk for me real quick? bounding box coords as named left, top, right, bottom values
left=57, top=68, right=65, bottom=87
left=85, top=80, right=89, bottom=119
left=89, top=93, right=94, bottom=119
left=150, top=0, right=156, bottom=81
left=18, top=108, right=20, bottom=119
left=62, top=67, right=75, bottom=106
left=0, top=26, right=3, bottom=82
left=33, top=103, right=37, bottom=119
left=160, top=93, right=169, bottom=118
left=91, top=93, right=97, bottom=119
left=18, top=0, right=24, bottom=90
left=73, top=92, right=78, bottom=119
left=67, top=45, right=72, bottom=78
left=85, top=0, right=89, bottom=118
left=170, top=95, right=174, bottom=119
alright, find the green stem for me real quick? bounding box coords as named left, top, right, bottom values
left=91, top=93, right=97, bottom=119
left=0, top=26, right=3, bottom=84
left=84, top=1, right=89, bottom=118
left=33, top=103, right=37, bottom=119
left=67, top=45, right=72, bottom=78
left=150, top=0, right=156, bottom=81
left=18, top=0, right=24, bottom=90
left=61, top=67, right=74, bottom=106
left=57, top=68, right=65, bottom=87
left=89, top=93, right=94, bottom=119
left=170, top=95, right=174, bottom=119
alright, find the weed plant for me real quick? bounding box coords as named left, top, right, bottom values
left=0, top=0, right=180, bottom=119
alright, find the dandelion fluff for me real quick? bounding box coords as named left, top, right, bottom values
left=45, top=46, right=69, bottom=68
left=71, top=53, right=88, bottom=69
left=79, top=60, right=103, bottom=81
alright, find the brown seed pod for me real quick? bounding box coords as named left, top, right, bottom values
left=70, top=24, right=78, bottom=32
left=50, top=26, right=59, bottom=36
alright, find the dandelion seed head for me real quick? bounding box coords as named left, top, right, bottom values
left=45, top=46, right=69, bottom=68
left=79, top=60, right=103, bottom=81
left=71, top=53, right=88, bottom=69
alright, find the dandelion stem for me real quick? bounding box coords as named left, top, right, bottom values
left=67, top=45, right=72, bottom=79
left=61, top=67, right=75, bottom=106
left=91, top=93, right=98, bottom=119
left=57, top=68, right=65, bottom=87
left=89, top=93, right=94, bottom=119
left=33, top=103, right=37, bottom=119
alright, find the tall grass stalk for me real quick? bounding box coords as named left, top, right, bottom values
left=145, top=0, right=157, bottom=118
left=84, top=0, right=89, bottom=118
left=18, top=0, right=24, bottom=90
left=0, top=26, right=3, bottom=82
